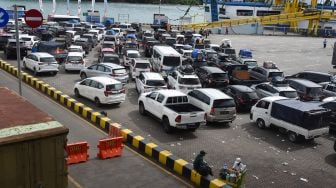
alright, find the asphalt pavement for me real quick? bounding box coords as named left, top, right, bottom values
left=2, top=34, right=336, bottom=187
left=0, top=66, right=190, bottom=188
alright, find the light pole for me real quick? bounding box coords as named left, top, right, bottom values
left=159, top=0, right=161, bottom=14
left=14, top=4, right=22, bottom=96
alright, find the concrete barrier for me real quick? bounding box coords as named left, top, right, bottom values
left=0, top=60, right=229, bottom=188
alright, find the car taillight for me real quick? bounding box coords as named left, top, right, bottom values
left=237, top=97, right=245, bottom=104
left=175, top=115, right=181, bottom=123
left=104, top=91, right=112, bottom=97
left=210, top=107, right=215, bottom=115
left=204, top=113, right=207, bottom=120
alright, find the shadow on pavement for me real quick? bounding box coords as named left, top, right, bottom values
left=325, top=153, right=336, bottom=167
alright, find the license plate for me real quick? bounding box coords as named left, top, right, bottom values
left=220, top=111, right=229, bottom=115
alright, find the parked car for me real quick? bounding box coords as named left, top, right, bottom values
left=321, top=82, right=336, bottom=97
left=320, top=99, right=336, bottom=131
left=4, top=39, right=28, bottom=59
left=195, top=66, right=229, bottom=89
left=286, top=71, right=334, bottom=84
left=82, top=33, right=98, bottom=48
left=68, top=45, right=85, bottom=57
left=74, top=38, right=92, bottom=54
left=0, top=33, right=14, bottom=50
left=130, top=58, right=151, bottom=79
left=237, top=58, right=258, bottom=69
left=249, top=62, right=284, bottom=81
left=135, top=72, right=167, bottom=94
left=22, top=52, right=59, bottom=76
left=188, top=88, right=236, bottom=123
left=167, top=69, right=201, bottom=93
left=225, top=85, right=259, bottom=110
left=250, top=96, right=330, bottom=142
left=251, top=82, right=298, bottom=99
left=88, top=29, right=103, bottom=41
left=80, top=63, right=129, bottom=84
left=123, top=49, right=141, bottom=67
left=33, top=41, right=67, bottom=63
left=20, top=35, right=40, bottom=49
left=74, top=77, right=126, bottom=106
left=287, top=78, right=323, bottom=101
left=99, top=54, right=121, bottom=65
left=99, top=41, right=115, bottom=52
left=65, top=52, right=85, bottom=72
left=226, top=64, right=262, bottom=86
left=138, top=90, right=206, bottom=133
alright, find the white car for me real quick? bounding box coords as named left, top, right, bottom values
left=20, top=35, right=39, bottom=49
left=74, top=77, right=126, bottom=106
left=251, top=82, right=298, bottom=99
left=112, top=28, right=121, bottom=37
left=88, top=29, right=103, bottom=41
left=68, top=45, right=86, bottom=57
left=123, top=50, right=140, bottom=67
left=65, top=52, right=86, bottom=71
left=188, top=88, right=236, bottom=123
left=135, top=72, right=167, bottom=94
left=66, top=30, right=80, bottom=42
left=23, top=52, right=59, bottom=76
left=167, top=70, right=202, bottom=93
left=130, top=58, right=151, bottom=79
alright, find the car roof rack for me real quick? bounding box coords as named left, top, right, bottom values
left=263, top=61, right=278, bottom=69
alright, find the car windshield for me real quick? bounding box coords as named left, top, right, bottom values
left=178, top=77, right=200, bottom=85
left=268, top=72, right=284, bottom=78
left=68, top=56, right=82, bottom=61
left=224, top=49, right=236, bottom=55
left=213, top=99, right=236, bottom=108
left=241, top=92, right=259, bottom=100
left=128, top=53, right=140, bottom=58
left=211, top=73, right=228, bottom=79
left=21, top=37, right=31, bottom=41
left=218, top=55, right=228, bottom=61
left=245, top=61, right=257, bottom=67
left=113, top=68, right=126, bottom=74
left=106, top=84, right=123, bottom=91
left=103, top=56, right=119, bottom=63
left=69, top=48, right=81, bottom=52
left=307, top=87, right=323, bottom=97
left=103, top=43, right=114, bottom=48
left=212, top=47, right=221, bottom=52
left=279, top=91, right=298, bottom=98
left=40, top=57, right=56, bottom=62
left=146, top=80, right=166, bottom=86
left=135, top=63, right=150, bottom=68
left=163, top=56, right=180, bottom=67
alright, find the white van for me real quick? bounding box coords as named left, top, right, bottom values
left=187, top=88, right=237, bottom=123
left=151, top=46, right=182, bottom=78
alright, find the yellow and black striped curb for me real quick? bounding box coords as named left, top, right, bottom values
left=0, top=60, right=229, bottom=188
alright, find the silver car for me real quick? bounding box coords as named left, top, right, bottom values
left=80, top=63, right=129, bottom=84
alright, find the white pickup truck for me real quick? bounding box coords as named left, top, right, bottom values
left=138, top=90, right=206, bottom=133
left=250, top=96, right=330, bottom=142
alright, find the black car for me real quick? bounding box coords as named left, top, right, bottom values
left=74, top=38, right=92, bottom=54
left=33, top=41, right=67, bottom=63
left=286, top=71, right=334, bottom=84
left=0, top=34, right=14, bottom=50
left=208, top=53, right=234, bottom=69
left=195, top=66, right=229, bottom=89
left=4, top=39, right=28, bottom=59
left=320, top=100, right=336, bottom=132
left=225, top=85, right=259, bottom=110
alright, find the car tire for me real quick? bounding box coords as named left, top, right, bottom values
left=94, top=97, right=101, bottom=107
left=80, top=73, right=87, bottom=80
left=139, top=102, right=146, bottom=115
left=288, top=132, right=298, bottom=143
left=190, top=128, right=197, bottom=132
left=334, top=141, right=336, bottom=152
left=279, top=127, right=287, bottom=134
left=74, top=88, right=81, bottom=98
left=256, top=119, right=265, bottom=129
left=162, top=117, right=173, bottom=134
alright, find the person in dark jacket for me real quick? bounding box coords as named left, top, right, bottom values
left=193, top=150, right=213, bottom=176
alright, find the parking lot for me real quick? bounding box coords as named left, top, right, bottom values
left=2, top=34, right=336, bottom=188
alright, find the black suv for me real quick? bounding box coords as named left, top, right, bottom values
left=0, top=34, right=14, bottom=50
left=225, top=85, right=259, bottom=110
left=195, top=66, right=229, bottom=89
left=286, top=71, right=333, bottom=84
left=4, top=39, right=28, bottom=59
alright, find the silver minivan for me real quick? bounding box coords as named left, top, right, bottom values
left=80, top=63, right=129, bottom=84
left=188, top=88, right=236, bottom=123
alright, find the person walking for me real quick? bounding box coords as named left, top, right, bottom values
left=324, top=39, right=327, bottom=48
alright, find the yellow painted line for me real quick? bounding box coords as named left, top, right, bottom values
left=174, top=159, right=189, bottom=175
left=67, top=98, right=76, bottom=108
left=209, top=179, right=227, bottom=188
left=53, top=90, right=62, bottom=100
left=90, top=112, right=101, bottom=123
left=132, top=135, right=144, bottom=148
left=74, top=102, right=84, bottom=113
left=31, top=77, right=38, bottom=86
left=60, top=94, right=69, bottom=104
left=82, top=107, right=92, bottom=118
left=145, top=143, right=157, bottom=157
left=36, top=80, right=44, bottom=90
left=99, top=117, right=110, bottom=129
left=0, top=67, right=193, bottom=188
left=47, top=87, right=56, bottom=96
left=121, top=129, right=133, bottom=142
left=68, top=175, right=83, bottom=188
left=111, top=122, right=121, bottom=128
left=159, top=150, right=172, bottom=165
left=191, top=170, right=201, bottom=186
left=41, top=83, right=49, bottom=92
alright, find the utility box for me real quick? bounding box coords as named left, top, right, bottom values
left=0, top=87, right=69, bottom=188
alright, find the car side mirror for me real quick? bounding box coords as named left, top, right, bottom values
left=146, top=94, right=151, bottom=98
left=87, top=67, right=92, bottom=70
